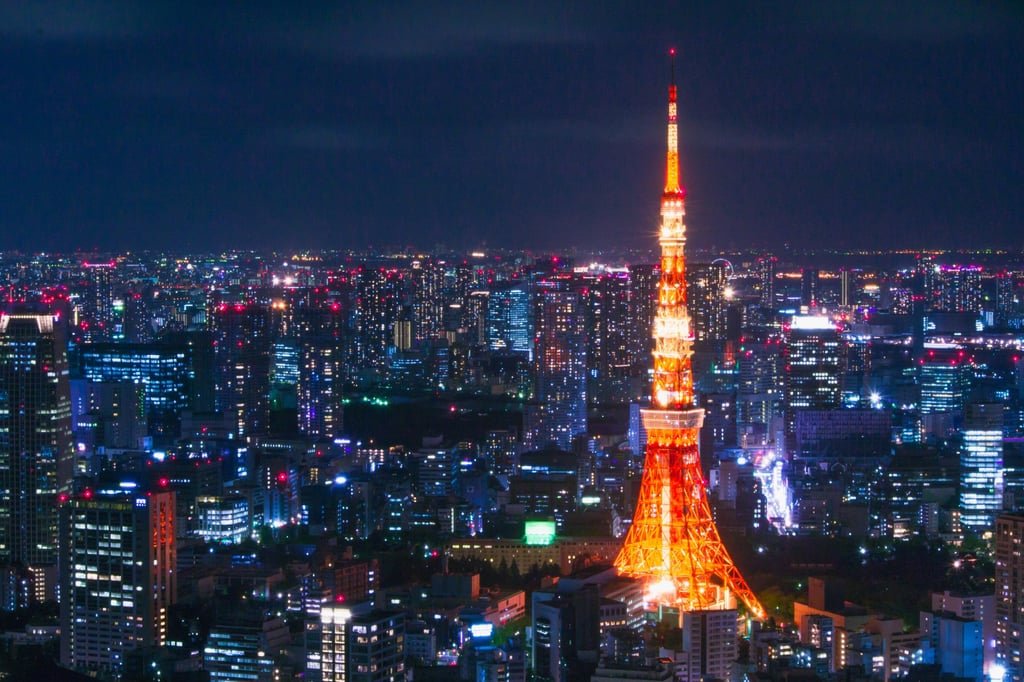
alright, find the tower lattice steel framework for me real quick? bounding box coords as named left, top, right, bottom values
left=614, top=52, right=765, bottom=619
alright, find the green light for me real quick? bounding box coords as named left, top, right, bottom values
left=524, top=520, right=556, bottom=546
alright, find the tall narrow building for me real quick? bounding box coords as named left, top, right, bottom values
left=525, top=284, right=587, bottom=451
left=995, top=513, right=1024, bottom=682
left=0, top=311, right=73, bottom=568
left=961, top=403, right=1004, bottom=532
left=614, top=52, right=763, bottom=618
left=211, top=303, right=271, bottom=439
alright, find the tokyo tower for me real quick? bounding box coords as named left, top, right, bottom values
left=614, top=51, right=765, bottom=619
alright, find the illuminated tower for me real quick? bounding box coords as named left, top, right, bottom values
left=614, top=53, right=764, bottom=618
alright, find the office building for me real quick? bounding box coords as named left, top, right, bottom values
left=77, top=340, right=201, bottom=431
left=784, top=315, right=843, bottom=449
left=961, top=403, right=1004, bottom=532
left=486, top=282, right=532, bottom=359
left=204, top=609, right=290, bottom=682
left=195, top=495, right=250, bottom=544
left=59, top=490, right=176, bottom=677
left=919, top=343, right=970, bottom=416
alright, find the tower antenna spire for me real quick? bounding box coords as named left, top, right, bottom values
left=664, top=48, right=681, bottom=195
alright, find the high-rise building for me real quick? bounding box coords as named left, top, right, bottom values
left=961, top=403, right=1005, bottom=532
left=59, top=490, right=176, bottom=677
left=995, top=272, right=1017, bottom=326
left=482, top=429, right=519, bottom=478
left=486, top=282, right=532, bottom=359
left=839, top=269, right=854, bottom=307
left=0, top=311, right=73, bottom=567
left=784, top=316, right=843, bottom=448
left=757, top=256, right=777, bottom=312
left=937, top=266, right=984, bottom=314
left=920, top=343, right=971, bottom=416
left=801, top=268, right=820, bottom=308
left=298, top=339, right=345, bottom=441
left=77, top=341, right=196, bottom=424
left=583, top=272, right=633, bottom=403
left=82, top=261, right=116, bottom=341
left=614, top=56, right=763, bottom=618
left=70, top=379, right=147, bottom=450
left=315, top=606, right=406, bottom=682
left=353, top=267, right=403, bottom=372
left=627, top=263, right=660, bottom=373
left=211, top=303, right=271, bottom=439
left=925, top=590, right=995, bottom=678
left=531, top=584, right=601, bottom=682
left=995, top=513, right=1024, bottom=682
left=687, top=262, right=728, bottom=343
left=409, top=259, right=445, bottom=343
left=526, top=285, right=587, bottom=450
left=195, top=495, right=250, bottom=544
left=673, top=609, right=738, bottom=682
left=737, top=335, right=783, bottom=447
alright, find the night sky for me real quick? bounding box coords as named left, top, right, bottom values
left=1, top=2, right=1021, bottom=252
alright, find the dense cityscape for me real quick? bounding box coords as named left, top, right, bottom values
left=1, top=4, right=1022, bottom=682
left=3, top=212, right=1024, bottom=680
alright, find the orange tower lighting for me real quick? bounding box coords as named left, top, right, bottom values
left=614, top=50, right=765, bottom=619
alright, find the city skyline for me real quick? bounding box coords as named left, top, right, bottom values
left=0, top=2, right=1021, bottom=252
left=2, top=6, right=1024, bottom=681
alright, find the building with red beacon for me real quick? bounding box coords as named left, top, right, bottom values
left=614, top=51, right=765, bottom=620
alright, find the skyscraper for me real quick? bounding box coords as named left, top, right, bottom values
left=920, top=343, right=971, bottom=416
left=757, top=255, right=777, bottom=312
left=77, top=337, right=211, bottom=436
left=583, top=272, right=633, bottom=403
left=353, top=267, right=402, bottom=372
left=0, top=311, right=73, bottom=568
left=614, top=54, right=763, bottom=618
left=526, top=285, right=587, bottom=450
left=996, top=513, right=1024, bottom=682
left=298, top=339, right=345, bottom=441
left=687, top=262, right=728, bottom=343
left=59, top=490, right=176, bottom=677
left=961, top=403, right=1004, bottom=532
left=82, top=261, right=116, bottom=341
left=937, top=266, right=984, bottom=314
left=628, top=263, right=660, bottom=371
left=784, top=315, right=843, bottom=448
left=211, top=303, right=271, bottom=439
left=486, top=281, right=532, bottom=358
